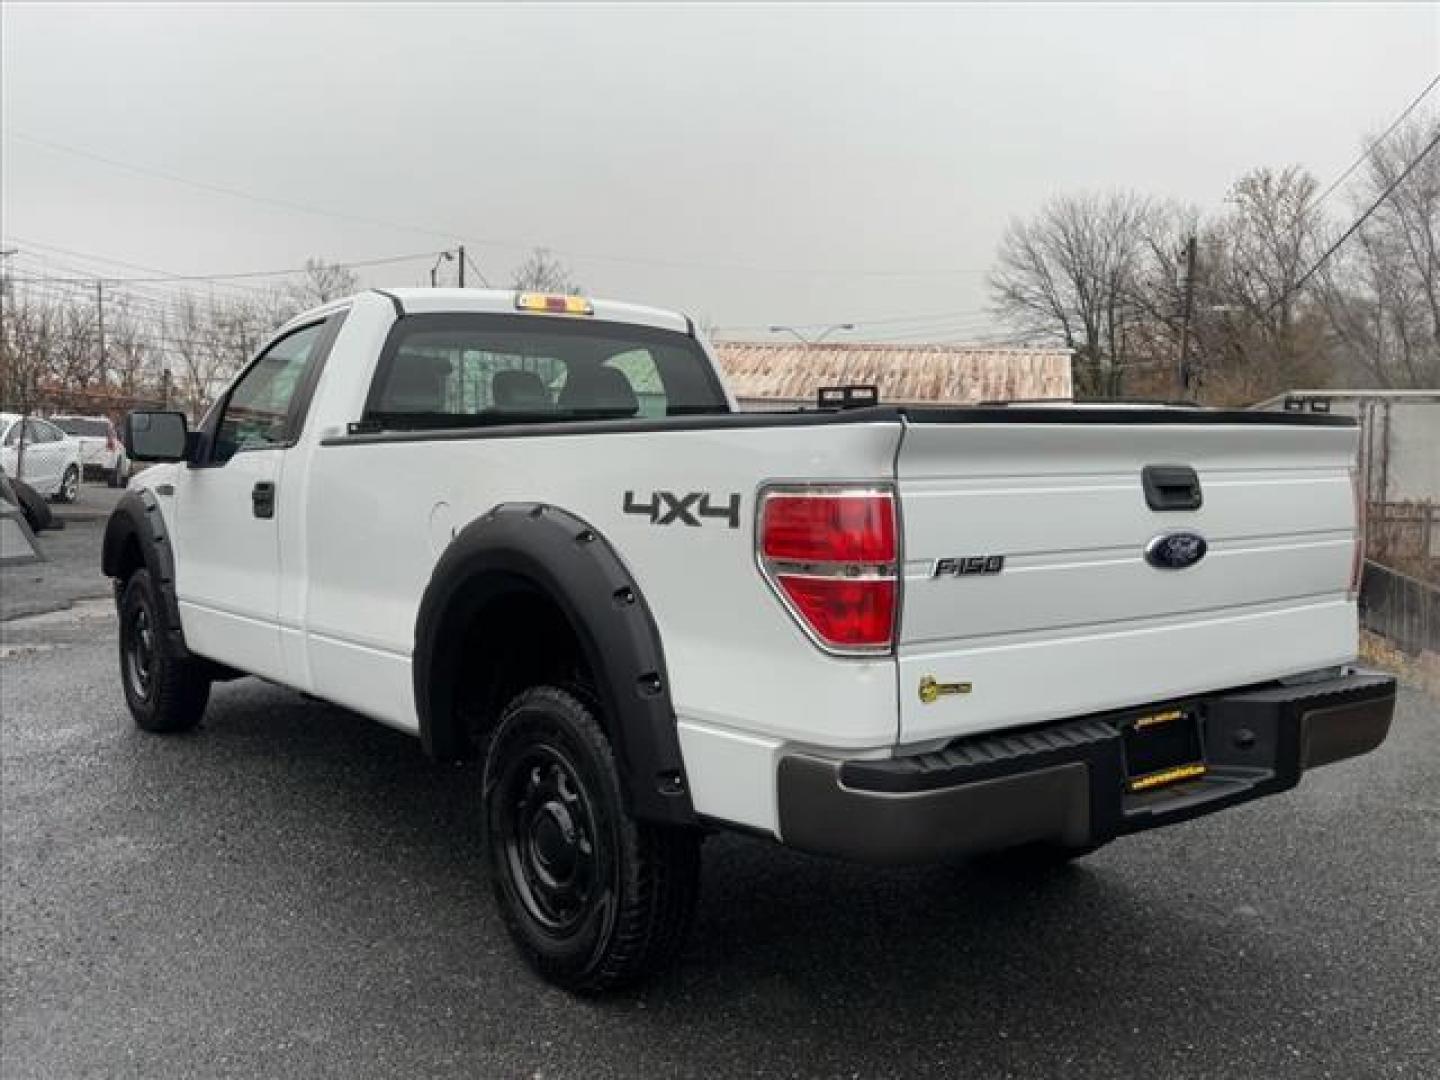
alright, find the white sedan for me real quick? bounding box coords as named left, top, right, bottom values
left=52, top=414, right=130, bottom=487
left=0, top=413, right=83, bottom=502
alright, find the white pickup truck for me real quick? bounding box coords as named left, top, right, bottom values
left=104, top=288, right=1396, bottom=992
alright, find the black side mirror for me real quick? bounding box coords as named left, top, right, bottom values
left=123, top=411, right=189, bottom=462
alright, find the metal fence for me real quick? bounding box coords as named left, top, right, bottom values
left=1361, top=560, right=1440, bottom=656
left=1368, top=499, right=1439, bottom=583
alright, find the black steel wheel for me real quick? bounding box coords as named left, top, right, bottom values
left=496, top=743, right=605, bottom=936
left=483, top=686, right=700, bottom=994
left=118, top=569, right=210, bottom=733
left=124, top=603, right=156, bottom=702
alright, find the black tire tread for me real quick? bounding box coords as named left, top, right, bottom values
left=121, top=569, right=210, bottom=734
left=487, top=686, right=699, bottom=994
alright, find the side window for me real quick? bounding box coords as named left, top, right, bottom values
left=603, top=350, right=667, bottom=418
left=3, top=423, right=20, bottom=446
left=212, top=323, right=325, bottom=465
left=26, top=420, right=57, bottom=444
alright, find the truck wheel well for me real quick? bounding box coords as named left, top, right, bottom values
left=450, top=577, right=595, bottom=756
left=114, top=533, right=145, bottom=582
left=413, top=504, right=696, bottom=825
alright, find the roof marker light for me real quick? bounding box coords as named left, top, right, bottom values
left=516, top=293, right=594, bottom=316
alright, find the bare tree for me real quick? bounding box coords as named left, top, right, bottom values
left=106, top=298, right=157, bottom=398
left=1318, top=113, right=1440, bottom=388
left=282, top=258, right=360, bottom=315
left=1157, top=166, right=1336, bottom=402
left=0, top=287, right=64, bottom=474
left=165, top=295, right=236, bottom=422
left=989, top=191, right=1165, bottom=397
left=511, top=248, right=583, bottom=295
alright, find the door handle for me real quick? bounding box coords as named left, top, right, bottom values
left=252, top=481, right=276, bottom=519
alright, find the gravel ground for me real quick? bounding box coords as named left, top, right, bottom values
left=2, top=536, right=1437, bottom=1078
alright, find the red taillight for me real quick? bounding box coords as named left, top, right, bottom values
left=761, top=493, right=896, bottom=563
left=773, top=575, right=896, bottom=650
left=106, top=429, right=118, bottom=452
left=758, top=487, right=898, bottom=653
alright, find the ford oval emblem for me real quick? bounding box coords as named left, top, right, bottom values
left=1145, top=532, right=1208, bottom=570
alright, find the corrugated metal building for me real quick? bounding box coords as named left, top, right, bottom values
left=711, top=342, right=1072, bottom=409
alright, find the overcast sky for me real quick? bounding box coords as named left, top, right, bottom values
left=3, top=2, right=1437, bottom=340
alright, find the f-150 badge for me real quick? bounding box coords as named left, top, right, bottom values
left=624, top=490, right=742, bottom=529
left=933, top=555, right=1005, bottom=577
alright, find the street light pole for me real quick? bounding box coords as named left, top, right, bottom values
left=430, top=250, right=455, bottom=287
left=768, top=323, right=856, bottom=346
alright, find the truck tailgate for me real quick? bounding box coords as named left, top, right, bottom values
left=895, top=417, right=1359, bottom=745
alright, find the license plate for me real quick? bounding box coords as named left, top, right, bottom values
left=1124, top=708, right=1206, bottom=792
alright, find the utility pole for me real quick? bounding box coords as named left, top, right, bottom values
left=458, top=243, right=466, bottom=288
left=95, top=281, right=107, bottom=386
left=1174, top=235, right=1197, bottom=396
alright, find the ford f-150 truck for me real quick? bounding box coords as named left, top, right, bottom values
left=104, top=288, right=1396, bottom=992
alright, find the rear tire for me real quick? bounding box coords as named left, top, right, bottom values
left=119, top=569, right=210, bottom=733
left=483, top=685, right=700, bottom=994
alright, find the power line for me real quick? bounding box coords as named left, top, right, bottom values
left=3, top=129, right=990, bottom=279
left=713, top=305, right=996, bottom=334
left=1277, top=124, right=1440, bottom=312
left=2, top=237, right=274, bottom=298
left=0, top=240, right=440, bottom=285
left=464, top=248, right=491, bottom=288
left=4, top=131, right=464, bottom=245
left=1313, top=71, right=1440, bottom=212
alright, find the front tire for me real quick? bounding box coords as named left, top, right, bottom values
left=119, top=569, right=210, bottom=733
left=483, top=686, right=700, bottom=994
left=56, top=465, right=80, bottom=503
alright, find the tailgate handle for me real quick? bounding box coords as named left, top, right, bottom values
left=1142, top=465, right=1202, bottom=512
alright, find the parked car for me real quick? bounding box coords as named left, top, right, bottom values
left=0, top=413, right=82, bottom=502
left=52, top=414, right=130, bottom=487
left=104, top=288, right=1395, bottom=993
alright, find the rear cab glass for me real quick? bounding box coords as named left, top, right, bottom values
left=362, top=314, right=729, bottom=430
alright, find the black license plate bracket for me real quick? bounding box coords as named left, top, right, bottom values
left=1123, top=707, right=1206, bottom=792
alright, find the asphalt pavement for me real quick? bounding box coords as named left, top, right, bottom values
left=2, top=484, right=125, bottom=621
left=2, top=515, right=1437, bottom=1079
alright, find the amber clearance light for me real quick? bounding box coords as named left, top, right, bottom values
left=515, top=292, right=594, bottom=316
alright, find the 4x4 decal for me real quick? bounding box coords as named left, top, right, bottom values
left=624, top=490, right=741, bottom=529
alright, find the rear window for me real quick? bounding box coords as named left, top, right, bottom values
left=54, top=418, right=110, bottom=437
left=362, top=314, right=728, bottom=430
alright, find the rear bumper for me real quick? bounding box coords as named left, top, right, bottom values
left=776, top=670, right=1396, bottom=865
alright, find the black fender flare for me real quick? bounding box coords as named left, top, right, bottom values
left=101, top=488, right=190, bottom=656
left=413, top=503, right=695, bottom=826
